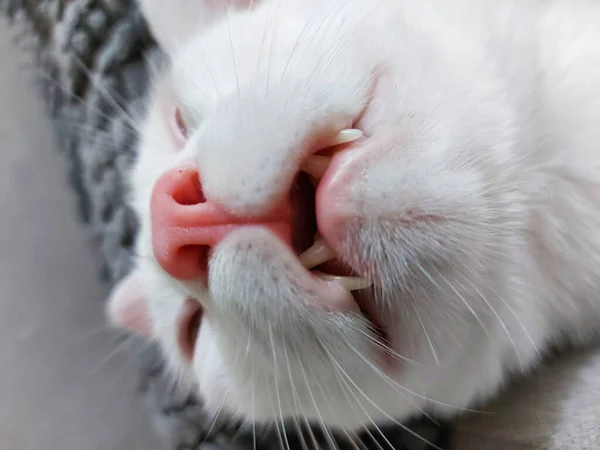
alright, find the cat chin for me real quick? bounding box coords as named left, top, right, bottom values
left=187, top=311, right=514, bottom=430
left=129, top=190, right=535, bottom=431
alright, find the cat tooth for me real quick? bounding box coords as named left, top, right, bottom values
left=299, top=239, right=337, bottom=269
left=330, top=128, right=363, bottom=146
left=302, top=130, right=362, bottom=179
left=312, top=271, right=371, bottom=291
left=302, top=155, right=332, bottom=180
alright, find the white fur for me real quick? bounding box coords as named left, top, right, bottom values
left=124, top=0, right=600, bottom=433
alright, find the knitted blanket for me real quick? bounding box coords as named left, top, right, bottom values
left=1, top=1, right=451, bottom=448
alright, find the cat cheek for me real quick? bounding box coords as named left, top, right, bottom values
left=106, top=271, right=153, bottom=338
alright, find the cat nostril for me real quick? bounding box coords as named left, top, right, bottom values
left=151, top=166, right=293, bottom=281
left=151, top=167, right=217, bottom=280
left=178, top=298, right=203, bottom=361
left=170, top=168, right=206, bottom=205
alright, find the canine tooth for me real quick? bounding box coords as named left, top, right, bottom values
left=299, top=239, right=337, bottom=269
left=312, top=271, right=371, bottom=291
left=302, top=155, right=331, bottom=180
left=331, top=128, right=363, bottom=146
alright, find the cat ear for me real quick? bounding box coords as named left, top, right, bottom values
left=138, top=0, right=258, bottom=55
left=106, top=270, right=153, bottom=338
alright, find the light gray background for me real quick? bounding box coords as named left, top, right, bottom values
left=0, top=20, right=163, bottom=450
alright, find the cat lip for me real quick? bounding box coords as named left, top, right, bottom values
left=292, top=131, right=374, bottom=296
left=300, top=252, right=392, bottom=365
left=298, top=130, right=395, bottom=365
left=290, top=153, right=393, bottom=361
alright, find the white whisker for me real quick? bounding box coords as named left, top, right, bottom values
left=264, top=0, right=285, bottom=98
left=297, top=358, right=340, bottom=450
left=225, top=8, right=241, bottom=98
left=427, top=264, right=491, bottom=338
left=324, top=347, right=443, bottom=450
left=454, top=271, right=524, bottom=370
left=345, top=344, right=441, bottom=422
left=67, top=56, right=141, bottom=129
left=251, top=354, right=257, bottom=450
left=412, top=305, right=440, bottom=365
left=267, top=325, right=291, bottom=450
left=294, top=0, right=349, bottom=76
left=309, top=0, right=389, bottom=85
left=199, top=401, right=226, bottom=446
left=27, top=65, right=142, bottom=133
left=282, top=344, right=311, bottom=450
left=326, top=352, right=398, bottom=450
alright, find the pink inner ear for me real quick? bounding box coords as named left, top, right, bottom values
left=107, top=271, right=153, bottom=338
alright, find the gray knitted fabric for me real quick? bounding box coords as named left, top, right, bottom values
left=1, top=2, right=451, bottom=449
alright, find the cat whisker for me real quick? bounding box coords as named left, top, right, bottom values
left=454, top=271, right=524, bottom=370
left=46, top=334, right=139, bottom=432
left=264, top=0, right=286, bottom=98
left=326, top=351, right=397, bottom=450
left=61, top=324, right=117, bottom=351
left=27, top=65, right=142, bottom=134
left=352, top=322, right=492, bottom=415
left=306, top=357, right=361, bottom=450
left=251, top=357, right=257, bottom=450
left=50, top=116, right=139, bottom=145
left=67, top=54, right=141, bottom=130
left=225, top=8, right=241, bottom=98
left=282, top=345, right=311, bottom=450
left=348, top=429, right=372, bottom=450
left=353, top=327, right=422, bottom=367
left=286, top=0, right=348, bottom=86
left=199, top=401, right=226, bottom=447
left=286, top=352, right=322, bottom=450
left=324, top=347, right=443, bottom=450
left=304, top=0, right=355, bottom=89
left=187, top=38, right=223, bottom=106
left=425, top=264, right=492, bottom=339
left=267, top=325, right=292, bottom=450
left=473, top=272, right=541, bottom=360
left=279, top=0, right=327, bottom=84
left=308, top=0, right=389, bottom=86
left=358, top=426, right=386, bottom=450
left=323, top=348, right=377, bottom=450
left=297, top=358, right=340, bottom=450
left=411, top=304, right=440, bottom=366
left=78, top=334, right=137, bottom=387
left=345, top=342, right=438, bottom=424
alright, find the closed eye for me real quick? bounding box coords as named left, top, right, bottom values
left=172, top=106, right=189, bottom=146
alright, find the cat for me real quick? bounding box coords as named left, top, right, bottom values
left=108, top=0, right=600, bottom=436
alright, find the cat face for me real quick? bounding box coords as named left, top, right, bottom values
left=109, top=0, right=539, bottom=431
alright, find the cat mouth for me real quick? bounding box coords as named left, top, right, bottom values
left=287, top=131, right=391, bottom=358
left=177, top=129, right=391, bottom=364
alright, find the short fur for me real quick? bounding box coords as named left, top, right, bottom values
left=109, top=0, right=600, bottom=434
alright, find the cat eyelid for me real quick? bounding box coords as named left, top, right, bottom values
left=174, top=106, right=188, bottom=142
left=171, top=102, right=202, bottom=148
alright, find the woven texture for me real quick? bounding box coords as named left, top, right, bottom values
left=1, top=1, right=451, bottom=448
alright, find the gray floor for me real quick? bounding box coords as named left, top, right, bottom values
left=0, top=21, right=163, bottom=450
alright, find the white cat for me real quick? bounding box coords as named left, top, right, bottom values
left=107, top=0, right=600, bottom=435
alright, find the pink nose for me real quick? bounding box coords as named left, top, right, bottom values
left=150, top=167, right=293, bottom=280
